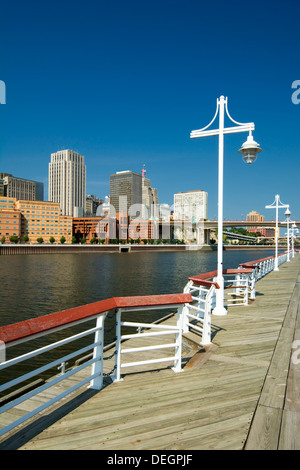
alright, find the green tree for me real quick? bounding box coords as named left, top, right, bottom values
left=37, top=237, right=44, bottom=244
left=9, top=235, right=19, bottom=244
left=23, top=234, right=29, bottom=243
left=49, top=236, right=55, bottom=244
left=81, top=237, right=86, bottom=244
left=71, top=236, right=77, bottom=244
left=0, top=236, right=5, bottom=244
left=60, top=236, right=66, bottom=244
left=90, top=237, right=97, bottom=244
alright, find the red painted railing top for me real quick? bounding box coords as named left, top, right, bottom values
left=239, top=252, right=287, bottom=268
left=0, top=293, right=192, bottom=345
left=188, top=268, right=253, bottom=288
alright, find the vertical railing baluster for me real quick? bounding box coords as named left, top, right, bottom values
left=89, top=313, right=106, bottom=390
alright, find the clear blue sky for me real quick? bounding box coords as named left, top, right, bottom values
left=0, top=0, right=299, bottom=222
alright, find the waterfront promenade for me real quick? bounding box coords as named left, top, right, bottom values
left=1, top=255, right=300, bottom=450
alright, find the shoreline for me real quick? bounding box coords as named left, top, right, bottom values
left=0, top=243, right=283, bottom=255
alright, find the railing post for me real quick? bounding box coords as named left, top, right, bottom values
left=113, top=308, right=122, bottom=382
left=202, top=286, right=213, bottom=345
left=172, top=304, right=183, bottom=373
left=89, top=313, right=106, bottom=390
left=182, top=281, right=192, bottom=333
left=250, top=271, right=256, bottom=300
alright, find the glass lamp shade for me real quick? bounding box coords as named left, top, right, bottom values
left=239, top=134, right=262, bottom=164
left=285, top=209, right=291, bottom=220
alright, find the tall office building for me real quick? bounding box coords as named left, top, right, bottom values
left=48, top=150, right=86, bottom=217
left=110, top=171, right=142, bottom=218
left=0, top=173, right=44, bottom=201
left=141, top=167, right=159, bottom=219
left=174, top=190, right=208, bottom=222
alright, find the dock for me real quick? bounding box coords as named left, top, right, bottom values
left=1, top=255, right=300, bottom=450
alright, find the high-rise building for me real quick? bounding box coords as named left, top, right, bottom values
left=85, top=195, right=103, bottom=216
left=141, top=167, right=159, bottom=219
left=48, top=150, right=86, bottom=217
left=0, top=173, right=44, bottom=201
left=174, top=190, right=208, bottom=222
left=110, top=171, right=143, bottom=218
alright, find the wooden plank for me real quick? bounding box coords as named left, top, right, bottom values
left=278, top=410, right=300, bottom=450
left=244, top=405, right=282, bottom=450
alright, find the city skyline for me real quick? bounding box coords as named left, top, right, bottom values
left=0, top=1, right=299, bottom=222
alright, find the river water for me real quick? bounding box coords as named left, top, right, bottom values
left=0, top=249, right=276, bottom=327
left=0, top=249, right=276, bottom=388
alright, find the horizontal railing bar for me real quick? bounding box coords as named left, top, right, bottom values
left=120, top=321, right=178, bottom=330
left=188, top=324, right=203, bottom=333
left=0, top=357, right=97, bottom=416
left=0, top=325, right=102, bottom=371
left=118, top=304, right=181, bottom=313
left=0, top=341, right=99, bottom=394
left=121, top=330, right=177, bottom=340
left=120, top=356, right=176, bottom=368
left=186, top=312, right=204, bottom=322
left=0, top=367, right=99, bottom=438
left=186, top=305, right=205, bottom=312
left=121, top=343, right=176, bottom=354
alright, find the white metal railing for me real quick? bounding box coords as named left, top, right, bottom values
left=113, top=305, right=184, bottom=381
left=0, top=294, right=190, bottom=439
left=183, top=280, right=217, bottom=345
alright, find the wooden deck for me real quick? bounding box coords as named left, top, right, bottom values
left=1, top=255, right=300, bottom=450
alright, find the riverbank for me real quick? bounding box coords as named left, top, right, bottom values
left=0, top=243, right=283, bottom=255
left=0, top=244, right=217, bottom=255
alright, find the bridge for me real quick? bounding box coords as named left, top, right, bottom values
left=223, top=230, right=258, bottom=243
left=203, top=220, right=300, bottom=229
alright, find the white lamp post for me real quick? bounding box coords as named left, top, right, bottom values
left=265, top=195, right=289, bottom=271
left=291, top=222, right=298, bottom=258
left=281, top=208, right=291, bottom=261
left=190, top=96, right=261, bottom=316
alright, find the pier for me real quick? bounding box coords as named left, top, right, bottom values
left=0, top=254, right=299, bottom=450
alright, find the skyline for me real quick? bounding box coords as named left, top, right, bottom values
left=0, top=0, right=299, bottom=222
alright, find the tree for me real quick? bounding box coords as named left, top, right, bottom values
left=49, top=236, right=55, bottom=244
left=9, top=235, right=19, bottom=244
left=23, top=234, right=29, bottom=243
left=37, top=237, right=44, bottom=244
left=60, top=236, right=66, bottom=244
left=0, top=236, right=5, bottom=244
left=90, top=237, right=97, bottom=244
left=71, top=236, right=77, bottom=244
left=81, top=237, right=86, bottom=244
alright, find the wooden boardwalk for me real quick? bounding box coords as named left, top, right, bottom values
left=1, top=255, right=300, bottom=450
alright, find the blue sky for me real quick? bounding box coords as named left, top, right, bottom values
left=0, top=0, right=299, bottom=222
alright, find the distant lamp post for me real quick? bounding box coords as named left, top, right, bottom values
left=281, top=208, right=291, bottom=262
left=291, top=222, right=298, bottom=258
left=265, top=195, right=289, bottom=271
left=190, top=95, right=261, bottom=316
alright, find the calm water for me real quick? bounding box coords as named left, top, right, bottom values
left=0, top=249, right=275, bottom=327
left=0, top=249, right=276, bottom=388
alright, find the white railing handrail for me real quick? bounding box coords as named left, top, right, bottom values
left=0, top=293, right=191, bottom=438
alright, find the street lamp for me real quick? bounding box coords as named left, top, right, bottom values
left=291, top=222, right=298, bottom=258
left=190, top=95, right=262, bottom=316
left=281, top=208, right=291, bottom=261
left=265, top=195, right=289, bottom=271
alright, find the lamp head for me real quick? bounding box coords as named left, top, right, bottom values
left=239, top=132, right=262, bottom=164
left=285, top=208, right=291, bottom=220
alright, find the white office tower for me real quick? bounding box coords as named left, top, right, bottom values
left=174, top=190, right=208, bottom=222
left=48, top=150, right=86, bottom=216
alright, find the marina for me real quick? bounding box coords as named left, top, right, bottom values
left=0, top=251, right=299, bottom=450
